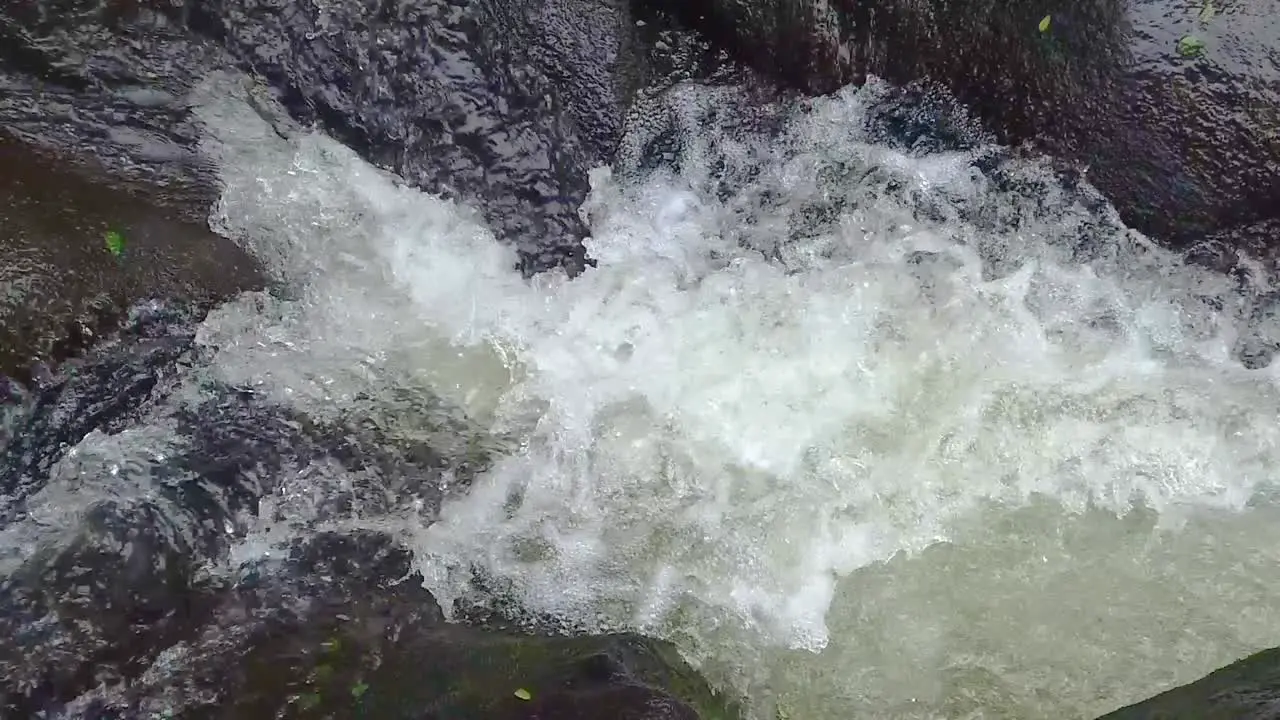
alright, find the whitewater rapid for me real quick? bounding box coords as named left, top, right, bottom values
left=189, top=72, right=1280, bottom=718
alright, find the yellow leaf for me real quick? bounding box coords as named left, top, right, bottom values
left=514, top=688, right=532, bottom=701
left=1038, top=14, right=1051, bottom=32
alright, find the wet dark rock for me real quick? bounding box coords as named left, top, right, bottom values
left=0, top=301, right=200, bottom=512
left=0, top=304, right=736, bottom=719
left=1, top=0, right=731, bottom=277
left=644, top=0, right=1280, bottom=251
left=0, top=1, right=230, bottom=219
left=0, top=135, right=264, bottom=380
left=1186, top=217, right=1280, bottom=279
left=0, top=298, right=473, bottom=539
left=173, top=0, right=601, bottom=275
left=174, top=0, right=745, bottom=275
left=0, top=499, right=220, bottom=717
left=87, top=530, right=740, bottom=720
left=1, top=521, right=740, bottom=719
left=1096, top=646, right=1280, bottom=719
left=0, top=302, right=432, bottom=713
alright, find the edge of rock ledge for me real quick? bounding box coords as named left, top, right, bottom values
left=1096, top=647, right=1280, bottom=720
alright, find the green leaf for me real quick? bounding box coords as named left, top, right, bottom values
left=1198, top=0, right=1216, bottom=23
left=297, top=692, right=322, bottom=710
left=514, top=688, right=532, bottom=701
left=1177, top=34, right=1206, bottom=57
left=1038, top=14, right=1051, bottom=32
left=351, top=681, right=369, bottom=700
left=104, top=229, right=125, bottom=258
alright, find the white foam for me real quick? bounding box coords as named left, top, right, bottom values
left=192, top=72, right=1280, bottom=717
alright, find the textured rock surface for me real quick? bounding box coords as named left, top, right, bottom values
left=0, top=304, right=740, bottom=719
left=0, top=0, right=231, bottom=219
left=0, top=0, right=729, bottom=276
left=174, top=0, right=616, bottom=275
left=2, top=526, right=740, bottom=719
left=107, top=530, right=738, bottom=719
left=643, top=0, right=1280, bottom=251
left=0, top=136, right=262, bottom=380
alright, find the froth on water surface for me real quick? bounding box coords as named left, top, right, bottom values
left=193, top=72, right=1280, bottom=718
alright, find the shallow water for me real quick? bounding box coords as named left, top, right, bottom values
left=42, top=72, right=1280, bottom=718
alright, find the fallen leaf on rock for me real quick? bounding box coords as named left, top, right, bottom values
left=104, top=229, right=125, bottom=258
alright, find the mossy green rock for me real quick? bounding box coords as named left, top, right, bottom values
left=1096, top=647, right=1280, bottom=720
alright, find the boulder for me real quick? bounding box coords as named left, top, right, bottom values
left=642, top=0, right=1280, bottom=251
left=1, top=523, right=742, bottom=719
left=0, top=304, right=740, bottom=719
left=0, top=0, right=232, bottom=220
left=1, top=0, right=730, bottom=276
left=1, top=0, right=260, bottom=379
left=94, top=530, right=741, bottom=720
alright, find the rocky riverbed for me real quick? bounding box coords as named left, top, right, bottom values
left=4, top=0, right=1280, bottom=718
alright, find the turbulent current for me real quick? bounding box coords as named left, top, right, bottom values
left=48, top=72, right=1280, bottom=717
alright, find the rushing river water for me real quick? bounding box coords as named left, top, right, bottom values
left=20, top=71, right=1280, bottom=718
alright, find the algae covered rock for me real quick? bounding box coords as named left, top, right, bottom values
left=0, top=137, right=263, bottom=381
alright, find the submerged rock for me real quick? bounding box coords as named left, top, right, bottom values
left=1096, top=646, right=1280, bottom=719
left=644, top=0, right=1280, bottom=251
left=0, top=303, right=738, bottom=719
left=83, top=530, right=740, bottom=720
